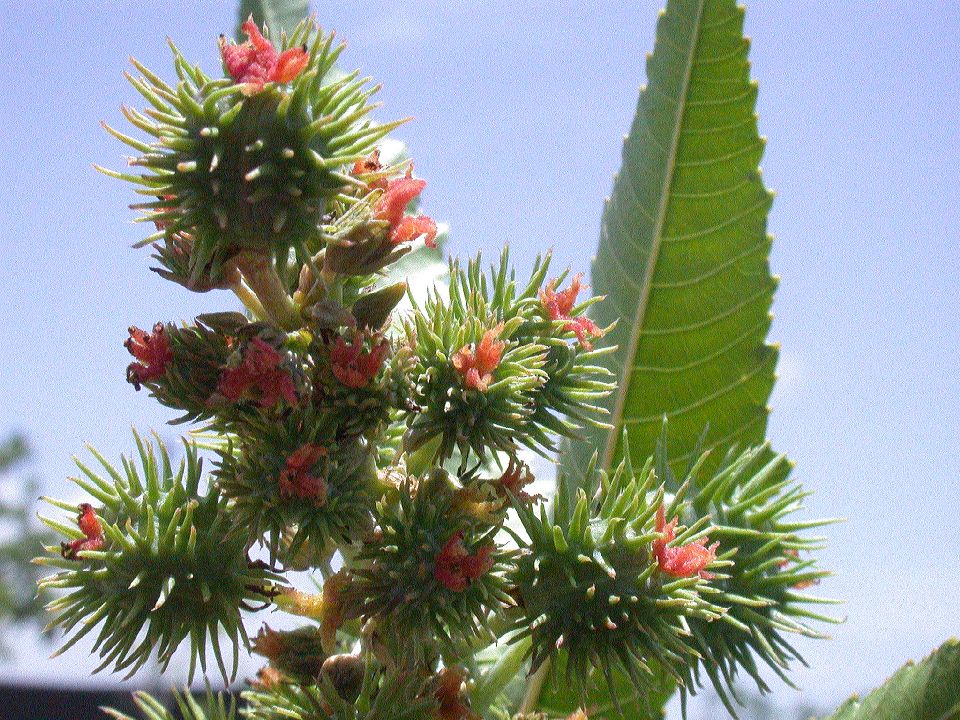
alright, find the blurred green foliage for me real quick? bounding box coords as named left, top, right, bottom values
left=0, top=434, right=51, bottom=650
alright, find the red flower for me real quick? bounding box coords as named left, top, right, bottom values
left=652, top=505, right=718, bottom=579
left=330, top=335, right=388, bottom=389
left=374, top=167, right=437, bottom=248
left=391, top=215, right=438, bottom=246
left=434, top=668, right=479, bottom=720
left=434, top=532, right=495, bottom=592
left=352, top=149, right=389, bottom=191
left=451, top=325, right=505, bottom=392
left=61, top=503, right=105, bottom=560
left=496, top=459, right=540, bottom=503
left=278, top=444, right=328, bottom=504
left=125, top=323, right=173, bottom=390
left=219, top=17, right=309, bottom=94
left=218, top=338, right=298, bottom=408
left=539, top=274, right=603, bottom=349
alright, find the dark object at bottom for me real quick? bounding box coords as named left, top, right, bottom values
left=0, top=685, right=166, bottom=720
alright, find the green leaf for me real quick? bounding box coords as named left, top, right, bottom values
left=536, top=659, right=674, bottom=720
left=818, top=639, right=960, bottom=720
left=563, top=0, right=779, bottom=481
left=237, top=0, right=309, bottom=41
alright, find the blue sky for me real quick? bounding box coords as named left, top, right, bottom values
left=1, top=1, right=958, bottom=715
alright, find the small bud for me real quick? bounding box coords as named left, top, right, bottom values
left=351, top=281, right=407, bottom=329
left=320, top=654, right=365, bottom=703
left=253, top=625, right=327, bottom=681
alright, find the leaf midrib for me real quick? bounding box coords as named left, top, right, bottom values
left=600, top=0, right=708, bottom=472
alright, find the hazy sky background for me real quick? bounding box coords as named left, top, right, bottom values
left=0, top=1, right=958, bottom=716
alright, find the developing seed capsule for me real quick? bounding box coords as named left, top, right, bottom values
left=103, top=18, right=403, bottom=288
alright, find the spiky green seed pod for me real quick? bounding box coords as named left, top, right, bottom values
left=509, top=449, right=728, bottom=702
left=101, top=20, right=402, bottom=287
left=659, top=437, right=838, bottom=715
left=404, top=308, right=547, bottom=463
left=350, top=471, right=513, bottom=663
left=36, top=432, right=280, bottom=682
left=129, top=313, right=246, bottom=424
left=243, top=665, right=437, bottom=720
left=404, top=250, right=613, bottom=463
left=523, top=339, right=616, bottom=452
left=103, top=688, right=236, bottom=720
left=311, top=333, right=414, bottom=439
left=404, top=252, right=551, bottom=463
left=512, top=254, right=616, bottom=453
left=215, top=409, right=379, bottom=560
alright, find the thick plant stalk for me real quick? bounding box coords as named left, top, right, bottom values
left=233, top=252, right=301, bottom=330
left=224, top=262, right=269, bottom=320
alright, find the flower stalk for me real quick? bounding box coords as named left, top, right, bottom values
left=232, top=251, right=301, bottom=330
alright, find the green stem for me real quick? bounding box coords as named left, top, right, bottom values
left=234, top=252, right=301, bottom=330
left=519, top=658, right=550, bottom=714
left=224, top=265, right=268, bottom=320
left=320, top=262, right=343, bottom=305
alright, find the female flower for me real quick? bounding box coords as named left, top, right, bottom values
left=540, top=273, right=603, bottom=348
left=125, top=323, right=172, bottom=389
left=219, top=18, right=309, bottom=94
left=652, top=505, right=718, bottom=579
left=451, top=325, right=505, bottom=392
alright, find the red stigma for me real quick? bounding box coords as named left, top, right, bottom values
left=451, top=325, right=506, bottom=392
left=278, top=444, right=328, bottom=504
left=61, top=503, right=105, bottom=560
left=497, top=459, right=539, bottom=503
left=219, top=18, right=309, bottom=94
left=218, top=338, right=298, bottom=408
left=125, top=323, right=173, bottom=390
left=374, top=167, right=437, bottom=248
left=352, top=149, right=389, bottom=191
left=652, top=505, right=718, bottom=579
left=540, top=274, right=603, bottom=349
left=434, top=532, right=495, bottom=592
left=434, top=667, right=479, bottom=720
left=330, top=335, right=389, bottom=389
